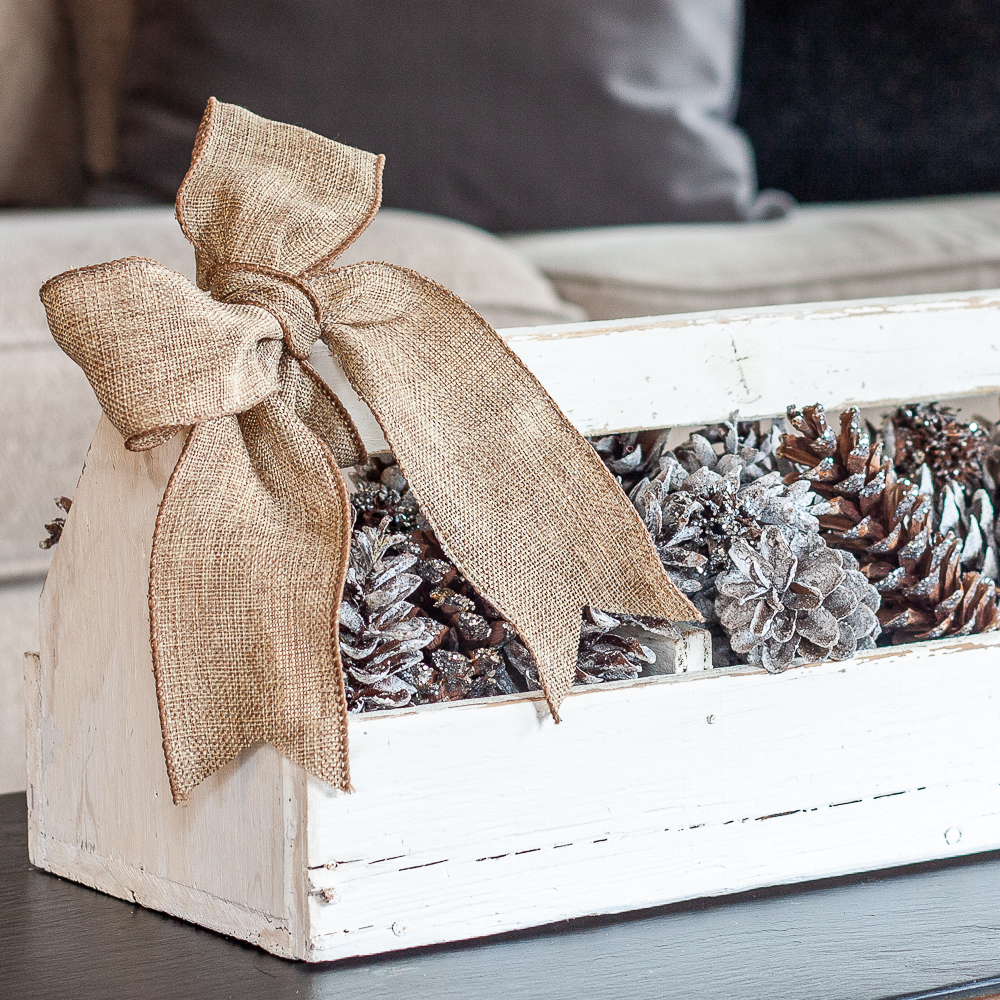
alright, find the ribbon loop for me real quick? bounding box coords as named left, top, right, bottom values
left=41, top=256, right=285, bottom=452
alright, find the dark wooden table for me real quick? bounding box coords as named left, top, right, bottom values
left=3, top=792, right=1000, bottom=1000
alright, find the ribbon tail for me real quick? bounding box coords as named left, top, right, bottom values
left=150, top=387, right=352, bottom=803
left=315, top=262, right=698, bottom=717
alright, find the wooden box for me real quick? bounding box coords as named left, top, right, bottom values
left=25, top=289, right=1000, bottom=961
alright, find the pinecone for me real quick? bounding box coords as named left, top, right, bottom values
left=349, top=454, right=425, bottom=532
left=876, top=531, right=1000, bottom=640
left=339, top=520, right=446, bottom=712
left=629, top=458, right=828, bottom=665
left=779, top=403, right=1000, bottom=642
left=673, top=412, right=782, bottom=483
left=980, top=415, right=1000, bottom=494
left=715, top=526, right=881, bottom=672
left=39, top=496, right=72, bottom=550
left=503, top=607, right=679, bottom=689
left=779, top=404, right=930, bottom=568
left=627, top=415, right=814, bottom=584
left=923, top=474, right=999, bottom=581
left=887, top=402, right=987, bottom=494
left=591, top=430, right=671, bottom=492
left=778, top=404, right=879, bottom=491
left=349, top=455, right=675, bottom=700
left=418, top=573, right=522, bottom=700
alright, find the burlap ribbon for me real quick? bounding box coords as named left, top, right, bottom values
left=41, top=99, right=697, bottom=803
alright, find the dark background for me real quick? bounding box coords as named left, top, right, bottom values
left=738, top=0, right=1000, bottom=203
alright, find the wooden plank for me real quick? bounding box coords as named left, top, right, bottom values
left=500, top=289, right=1000, bottom=440
left=303, top=634, right=1000, bottom=959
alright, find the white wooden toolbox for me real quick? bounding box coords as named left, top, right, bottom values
left=25, top=289, right=1000, bottom=961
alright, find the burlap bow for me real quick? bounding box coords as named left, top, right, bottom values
left=41, top=99, right=696, bottom=802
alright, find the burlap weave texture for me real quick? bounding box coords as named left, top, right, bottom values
left=41, top=99, right=696, bottom=803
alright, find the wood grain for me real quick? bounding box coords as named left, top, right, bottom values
left=500, top=289, right=1000, bottom=443
left=304, top=634, right=1000, bottom=959
left=317, top=289, right=1000, bottom=451
left=321, top=289, right=1000, bottom=452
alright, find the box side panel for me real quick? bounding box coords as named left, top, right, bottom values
left=306, top=635, right=1000, bottom=960
left=33, top=416, right=309, bottom=958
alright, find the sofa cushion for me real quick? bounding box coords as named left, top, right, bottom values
left=506, top=194, right=1000, bottom=320
left=0, top=205, right=582, bottom=582
left=335, top=210, right=584, bottom=329
left=0, top=0, right=82, bottom=207
left=103, top=0, right=784, bottom=230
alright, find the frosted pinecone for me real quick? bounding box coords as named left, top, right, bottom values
left=503, top=607, right=679, bottom=689
left=715, top=526, right=881, bottom=672
left=673, top=413, right=783, bottom=484
left=591, top=430, right=672, bottom=492
left=914, top=465, right=999, bottom=581
left=350, top=455, right=675, bottom=698
left=349, top=454, right=426, bottom=533
left=875, top=464, right=999, bottom=640
left=886, top=402, right=987, bottom=494
left=630, top=467, right=829, bottom=610
left=339, top=520, right=444, bottom=711
left=419, top=581, right=521, bottom=700
left=624, top=417, right=827, bottom=666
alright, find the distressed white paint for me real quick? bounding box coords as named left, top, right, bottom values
left=500, top=289, right=1000, bottom=440
left=27, top=289, right=1000, bottom=960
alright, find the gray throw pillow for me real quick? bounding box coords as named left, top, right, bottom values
left=102, top=0, right=789, bottom=231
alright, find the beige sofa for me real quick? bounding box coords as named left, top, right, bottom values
left=5, top=192, right=1000, bottom=793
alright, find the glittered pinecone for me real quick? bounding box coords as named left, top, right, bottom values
left=414, top=542, right=681, bottom=692
left=575, top=609, right=681, bottom=683
left=779, top=404, right=930, bottom=567
left=352, top=452, right=680, bottom=695
left=876, top=531, right=1000, bottom=640
left=778, top=404, right=882, bottom=494
left=673, top=412, right=783, bottom=483
left=418, top=574, right=522, bottom=701
left=715, top=526, right=881, bottom=672
left=339, top=520, right=445, bottom=712
left=779, top=403, right=1000, bottom=641
left=630, top=458, right=828, bottom=666
left=628, top=415, right=827, bottom=667
left=887, top=402, right=987, bottom=494
left=920, top=473, right=999, bottom=581
left=591, top=429, right=671, bottom=492
left=980, top=415, right=1000, bottom=495
left=349, top=454, right=425, bottom=532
